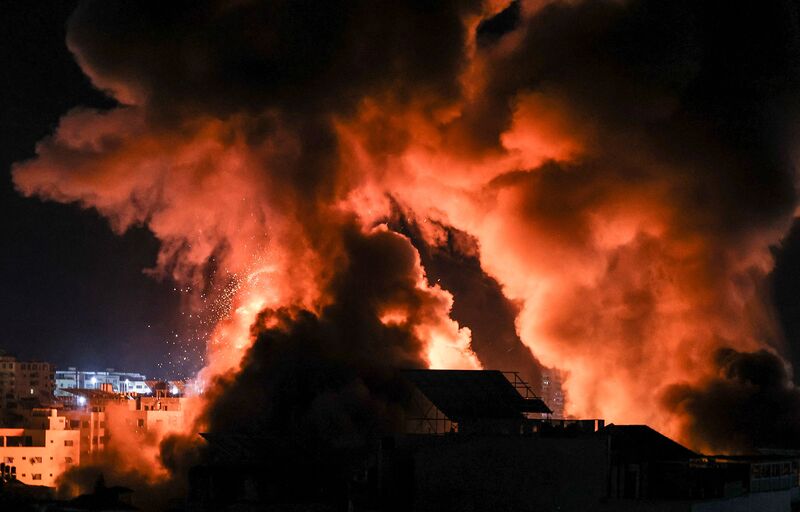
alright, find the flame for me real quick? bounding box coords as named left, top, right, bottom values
left=12, top=0, right=800, bottom=485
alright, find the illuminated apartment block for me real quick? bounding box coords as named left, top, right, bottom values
left=54, top=368, right=149, bottom=397
left=127, top=395, right=185, bottom=433
left=0, top=408, right=80, bottom=487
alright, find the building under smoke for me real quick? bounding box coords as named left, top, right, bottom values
left=189, top=369, right=800, bottom=512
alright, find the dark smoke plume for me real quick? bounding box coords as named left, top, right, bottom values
left=205, top=223, right=432, bottom=439
left=12, top=2, right=800, bottom=499
left=390, top=211, right=546, bottom=392
left=664, top=348, right=800, bottom=454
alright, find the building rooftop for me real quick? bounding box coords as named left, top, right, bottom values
left=402, top=369, right=551, bottom=420
left=603, top=424, right=698, bottom=462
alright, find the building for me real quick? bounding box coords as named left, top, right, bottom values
left=190, top=369, right=800, bottom=512
left=62, top=408, right=106, bottom=457
left=63, top=386, right=186, bottom=439
left=0, top=408, right=80, bottom=487
left=146, top=379, right=185, bottom=396
left=0, top=352, right=55, bottom=421
left=541, top=370, right=564, bottom=418
left=55, top=368, right=149, bottom=397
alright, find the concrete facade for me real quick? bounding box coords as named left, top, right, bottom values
left=0, top=354, right=55, bottom=414
left=0, top=409, right=80, bottom=487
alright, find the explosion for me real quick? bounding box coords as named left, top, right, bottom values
left=10, top=0, right=800, bottom=501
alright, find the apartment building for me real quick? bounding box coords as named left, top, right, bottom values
left=0, top=408, right=80, bottom=487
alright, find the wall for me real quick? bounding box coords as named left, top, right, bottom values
left=0, top=427, right=80, bottom=487
left=385, top=435, right=608, bottom=512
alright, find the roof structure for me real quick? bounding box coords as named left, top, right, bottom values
left=402, top=369, right=551, bottom=420
left=63, top=388, right=122, bottom=400
left=603, top=424, right=698, bottom=462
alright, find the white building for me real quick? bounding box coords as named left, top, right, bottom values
left=55, top=368, right=149, bottom=397
left=0, top=408, right=80, bottom=487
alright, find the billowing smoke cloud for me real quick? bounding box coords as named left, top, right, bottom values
left=11, top=0, right=800, bottom=497
left=664, top=348, right=800, bottom=454
left=390, top=211, right=546, bottom=392
left=207, top=223, right=444, bottom=439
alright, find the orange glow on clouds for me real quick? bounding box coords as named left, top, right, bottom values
left=13, top=0, right=800, bottom=460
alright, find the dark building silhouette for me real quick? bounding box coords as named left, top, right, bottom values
left=188, top=370, right=800, bottom=512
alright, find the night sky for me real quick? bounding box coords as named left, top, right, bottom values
left=3, top=0, right=800, bottom=384
left=1, top=2, right=185, bottom=377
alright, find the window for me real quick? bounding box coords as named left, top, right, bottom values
left=137, top=419, right=144, bottom=428
left=22, top=456, right=26, bottom=460
left=32, top=474, right=41, bottom=480
left=65, top=457, right=73, bottom=464
left=64, top=440, right=73, bottom=447
left=4, top=457, right=13, bottom=463
left=33, top=457, right=42, bottom=463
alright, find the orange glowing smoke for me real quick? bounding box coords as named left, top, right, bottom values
left=12, top=0, right=800, bottom=461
